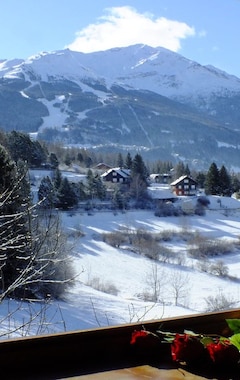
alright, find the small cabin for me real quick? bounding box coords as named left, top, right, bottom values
left=101, top=167, right=131, bottom=184
left=170, top=175, right=198, bottom=196
left=93, top=162, right=112, bottom=171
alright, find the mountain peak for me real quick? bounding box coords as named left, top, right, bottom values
left=1, top=44, right=240, bottom=170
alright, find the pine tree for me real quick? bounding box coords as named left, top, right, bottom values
left=52, top=168, right=62, bottom=190
left=185, top=164, right=191, bottom=176
left=195, top=172, right=206, bottom=189
left=219, top=165, right=232, bottom=196
left=125, top=152, right=132, bottom=169
left=57, top=177, right=78, bottom=210
left=116, top=153, right=123, bottom=168
left=6, top=131, right=47, bottom=167
left=205, top=162, right=220, bottom=195
left=86, top=169, right=95, bottom=200
left=64, top=152, right=72, bottom=166
left=95, top=175, right=106, bottom=200
left=231, top=175, right=240, bottom=194
left=0, top=145, right=17, bottom=210
left=49, top=152, right=59, bottom=168
left=130, top=154, right=149, bottom=202
left=174, top=162, right=185, bottom=179
left=38, top=176, right=56, bottom=208
left=131, top=153, right=148, bottom=182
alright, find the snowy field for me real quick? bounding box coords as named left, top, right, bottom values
left=1, top=194, right=240, bottom=339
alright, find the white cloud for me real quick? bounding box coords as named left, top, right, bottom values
left=66, top=6, right=195, bottom=53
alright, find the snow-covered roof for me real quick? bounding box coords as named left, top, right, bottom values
left=170, top=175, right=196, bottom=186
left=147, top=185, right=177, bottom=200
left=101, top=167, right=131, bottom=178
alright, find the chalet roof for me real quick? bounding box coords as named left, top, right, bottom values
left=170, top=175, right=197, bottom=186
left=150, top=173, right=171, bottom=178
left=147, top=185, right=177, bottom=200
left=101, top=167, right=131, bottom=178
left=94, top=162, right=112, bottom=169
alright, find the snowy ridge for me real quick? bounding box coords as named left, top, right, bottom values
left=2, top=44, right=240, bottom=99
left=1, top=44, right=240, bottom=170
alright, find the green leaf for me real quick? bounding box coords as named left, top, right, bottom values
left=226, top=319, right=240, bottom=334
left=183, top=329, right=200, bottom=336
left=156, top=330, right=176, bottom=343
left=229, top=333, right=240, bottom=351
left=200, top=336, right=215, bottom=346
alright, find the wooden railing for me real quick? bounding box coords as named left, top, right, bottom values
left=1, top=308, right=240, bottom=379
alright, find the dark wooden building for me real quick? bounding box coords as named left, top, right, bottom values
left=101, top=167, right=131, bottom=184
left=170, top=175, right=198, bottom=196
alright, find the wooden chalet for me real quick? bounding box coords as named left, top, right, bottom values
left=150, top=173, right=172, bottom=184
left=147, top=184, right=177, bottom=205
left=101, top=167, right=131, bottom=184
left=93, top=162, right=112, bottom=171
left=1, top=308, right=240, bottom=379
left=170, top=175, right=198, bottom=196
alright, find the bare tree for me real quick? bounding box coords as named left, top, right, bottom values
left=0, top=204, right=76, bottom=302
left=0, top=298, right=66, bottom=339
left=168, top=270, right=190, bottom=306
left=145, top=264, right=166, bottom=303
left=205, top=288, right=237, bottom=312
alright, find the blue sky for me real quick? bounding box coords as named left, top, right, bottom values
left=1, top=0, right=240, bottom=77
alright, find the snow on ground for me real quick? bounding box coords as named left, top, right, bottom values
left=1, top=195, right=240, bottom=339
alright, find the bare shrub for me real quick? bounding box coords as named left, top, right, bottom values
left=195, top=196, right=210, bottom=216
left=102, top=231, right=127, bottom=248
left=143, top=240, right=160, bottom=260
left=101, top=282, right=119, bottom=296
left=87, top=276, right=118, bottom=296
left=197, top=196, right=210, bottom=207
left=205, top=289, right=237, bottom=312
left=196, top=259, right=210, bottom=273
left=103, top=229, right=176, bottom=263
left=131, top=229, right=153, bottom=251
left=175, top=253, right=186, bottom=266
left=209, top=260, right=229, bottom=276
left=158, top=245, right=175, bottom=263
left=155, top=202, right=183, bottom=217
left=156, top=229, right=177, bottom=242
left=138, top=291, right=155, bottom=302
left=188, top=235, right=233, bottom=258
left=67, top=227, right=85, bottom=239
left=129, top=229, right=156, bottom=255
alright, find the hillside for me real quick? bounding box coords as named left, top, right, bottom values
left=1, top=195, right=240, bottom=338
left=1, top=45, right=240, bottom=170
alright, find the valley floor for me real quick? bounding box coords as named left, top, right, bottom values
left=1, top=195, right=240, bottom=338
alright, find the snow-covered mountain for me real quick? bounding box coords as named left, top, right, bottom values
left=1, top=44, right=240, bottom=170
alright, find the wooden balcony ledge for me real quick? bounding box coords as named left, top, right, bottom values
left=1, top=308, right=240, bottom=379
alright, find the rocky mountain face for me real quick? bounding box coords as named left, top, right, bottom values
left=1, top=44, right=240, bottom=170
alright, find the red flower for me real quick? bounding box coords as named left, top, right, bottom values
left=206, top=339, right=240, bottom=365
left=130, top=330, right=149, bottom=344
left=171, top=333, right=206, bottom=363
